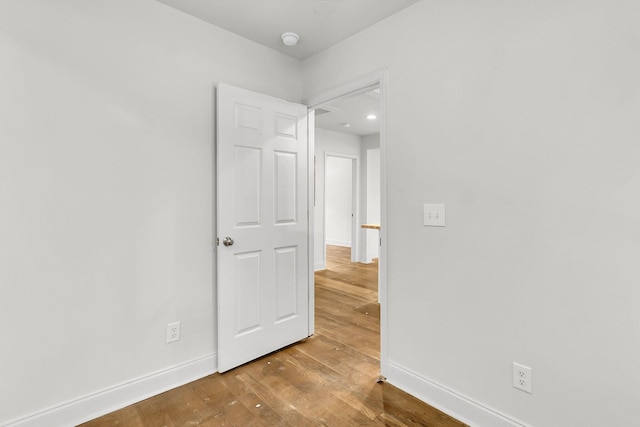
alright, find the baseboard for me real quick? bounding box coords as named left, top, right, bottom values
left=325, top=240, right=351, bottom=247
left=2, top=353, right=217, bottom=427
left=314, top=261, right=326, bottom=271
left=386, top=361, right=529, bottom=427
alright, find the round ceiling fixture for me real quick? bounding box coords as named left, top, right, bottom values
left=366, top=114, right=377, bottom=120
left=281, top=32, right=300, bottom=47
left=313, top=0, right=335, bottom=15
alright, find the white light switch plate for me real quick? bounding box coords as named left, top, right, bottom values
left=424, top=204, right=445, bottom=227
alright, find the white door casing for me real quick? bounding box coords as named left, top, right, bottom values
left=217, top=83, right=310, bottom=373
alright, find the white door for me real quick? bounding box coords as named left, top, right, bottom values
left=217, top=83, right=310, bottom=373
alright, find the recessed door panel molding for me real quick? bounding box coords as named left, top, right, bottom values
left=275, top=112, right=298, bottom=139
left=234, top=146, right=261, bottom=227
left=234, top=251, right=263, bottom=336
left=274, top=150, right=297, bottom=225
left=234, top=103, right=263, bottom=134
left=274, top=246, right=298, bottom=322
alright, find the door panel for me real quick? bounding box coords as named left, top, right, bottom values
left=274, top=151, right=297, bottom=224
left=234, top=147, right=262, bottom=226
left=274, top=246, right=297, bottom=321
left=217, top=83, right=309, bottom=373
left=233, top=251, right=262, bottom=336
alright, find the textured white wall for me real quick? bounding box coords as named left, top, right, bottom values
left=303, top=1, right=640, bottom=426
left=0, top=0, right=301, bottom=423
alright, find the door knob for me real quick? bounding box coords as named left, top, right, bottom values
left=223, top=237, right=234, bottom=247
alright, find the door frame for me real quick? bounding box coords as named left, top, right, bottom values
left=323, top=152, right=359, bottom=263
left=306, top=70, right=389, bottom=377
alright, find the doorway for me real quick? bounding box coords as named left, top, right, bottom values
left=324, top=154, right=357, bottom=261
left=308, top=71, right=387, bottom=375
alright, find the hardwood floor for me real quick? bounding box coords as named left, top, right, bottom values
left=81, top=245, right=466, bottom=427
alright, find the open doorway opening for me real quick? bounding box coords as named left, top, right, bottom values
left=324, top=154, right=357, bottom=260
left=313, top=87, right=381, bottom=270
left=310, top=82, right=382, bottom=367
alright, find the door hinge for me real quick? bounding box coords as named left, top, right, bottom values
left=216, top=237, right=219, bottom=246
left=379, top=237, right=382, bottom=246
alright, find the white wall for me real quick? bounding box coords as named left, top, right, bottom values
left=303, top=1, right=640, bottom=426
left=0, top=0, right=301, bottom=424
left=325, top=156, right=354, bottom=247
left=361, top=134, right=380, bottom=263
left=313, top=128, right=361, bottom=269
left=365, top=147, right=380, bottom=261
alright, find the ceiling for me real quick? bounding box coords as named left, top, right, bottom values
left=315, top=89, right=380, bottom=136
left=156, top=0, right=390, bottom=136
left=156, top=0, right=420, bottom=60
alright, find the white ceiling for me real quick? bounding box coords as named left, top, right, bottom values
left=157, top=0, right=391, bottom=136
left=315, top=89, right=380, bottom=136
left=156, top=0, right=420, bottom=60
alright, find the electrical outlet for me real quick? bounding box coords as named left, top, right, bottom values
left=513, top=362, right=532, bottom=393
left=166, top=321, right=181, bottom=344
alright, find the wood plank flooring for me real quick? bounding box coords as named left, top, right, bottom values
left=81, top=245, right=466, bottom=427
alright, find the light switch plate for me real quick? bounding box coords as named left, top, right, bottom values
left=424, top=204, right=446, bottom=227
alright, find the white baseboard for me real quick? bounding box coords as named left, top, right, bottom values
left=387, top=361, right=529, bottom=427
left=2, top=353, right=217, bottom=427
left=314, top=261, right=326, bottom=271
left=325, top=240, right=351, bottom=247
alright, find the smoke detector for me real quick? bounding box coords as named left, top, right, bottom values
left=281, top=32, right=300, bottom=47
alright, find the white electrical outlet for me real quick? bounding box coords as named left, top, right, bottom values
left=166, top=321, right=181, bottom=344
left=513, top=362, right=532, bottom=393
left=423, top=203, right=446, bottom=227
